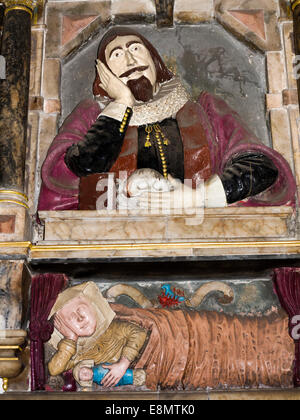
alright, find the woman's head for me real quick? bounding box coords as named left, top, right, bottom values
left=55, top=295, right=97, bottom=338
left=49, top=282, right=116, bottom=351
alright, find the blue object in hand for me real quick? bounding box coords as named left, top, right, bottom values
left=93, top=364, right=134, bottom=387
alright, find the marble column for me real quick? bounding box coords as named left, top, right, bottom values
left=0, top=0, right=36, bottom=207
left=0, top=1, right=37, bottom=389
left=292, top=0, right=300, bottom=106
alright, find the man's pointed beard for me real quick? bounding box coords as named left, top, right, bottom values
left=127, top=76, right=154, bottom=103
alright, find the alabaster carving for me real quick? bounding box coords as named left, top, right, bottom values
left=48, top=282, right=147, bottom=389
left=38, top=26, right=296, bottom=213
left=44, top=280, right=294, bottom=391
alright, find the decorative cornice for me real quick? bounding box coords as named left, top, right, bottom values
left=0, top=240, right=299, bottom=260
left=4, top=0, right=37, bottom=17
left=1, top=240, right=300, bottom=252
left=29, top=241, right=300, bottom=252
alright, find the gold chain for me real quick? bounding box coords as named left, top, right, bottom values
left=144, top=124, right=170, bottom=179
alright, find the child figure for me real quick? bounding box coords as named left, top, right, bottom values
left=73, top=360, right=146, bottom=389
left=48, top=282, right=148, bottom=389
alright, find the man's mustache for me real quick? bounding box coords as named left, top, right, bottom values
left=120, top=66, right=149, bottom=79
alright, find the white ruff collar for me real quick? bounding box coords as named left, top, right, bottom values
left=130, top=77, right=190, bottom=125
left=96, top=77, right=190, bottom=126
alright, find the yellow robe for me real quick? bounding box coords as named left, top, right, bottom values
left=48, top=320, right=147, bottom=377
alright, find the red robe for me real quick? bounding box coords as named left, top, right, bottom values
left=38, top=92, right=296, bottom=210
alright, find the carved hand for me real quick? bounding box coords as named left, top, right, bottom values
left=97, top=60, right=135, bottom=107
left=54, top=313, right=78, bottom=342
left=101, top=357, right=131, bottom=388
left=136, top=175, right=203, bottom=210
left=137, top=175, right=228, bottom=209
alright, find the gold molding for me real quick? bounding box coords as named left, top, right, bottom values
left=1, top=378, right=8, bottom=392
left=29, top=240, right=300, bottom=252
left=0, top=242, right=31, bottom=248
left=5, top=0, right=37, bottom=9
left=5, top=6, right=33, bottom=17
left=0, top=191, right=28, bottom=202
left=4, top=0, right=38, bottom=18
left=0, top=199, right=29, bottom=209
left=292, top=0, right=300, bottom=11
left=0, top=346, right=22, bottom=352
left=0, top=240, right=299, bottom=258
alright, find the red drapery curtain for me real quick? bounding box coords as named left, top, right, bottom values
left=273, top=267, right=300, bottom=387
left=29, top=273, right=69, bottom=391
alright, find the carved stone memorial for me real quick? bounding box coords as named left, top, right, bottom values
left=0, top=0, right=300, bottom=400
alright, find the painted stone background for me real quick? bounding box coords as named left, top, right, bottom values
left=61, top=24, right=269, bottom=146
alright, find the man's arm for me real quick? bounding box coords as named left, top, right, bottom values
left=40, top=99, right=101, bottom=198
left=65, top=60, right=136, bottom=178
left=198, top=92, right=296, bottom=206
left=220, top=153, right=279, bottom=204
left=65, top=110, right=132, bottom=177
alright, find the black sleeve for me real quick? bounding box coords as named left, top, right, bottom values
left=220, top=153, right=279, bottom=205
left=65, top=108, right=132, bottom=177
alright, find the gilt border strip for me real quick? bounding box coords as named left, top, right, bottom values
left=0, top=241, right=299, bottom=253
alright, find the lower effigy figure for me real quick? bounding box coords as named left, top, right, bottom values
left=47, top=282, right=294, bottom=391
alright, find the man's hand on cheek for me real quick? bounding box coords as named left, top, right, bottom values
left=96, top=60, right=135, bottom=107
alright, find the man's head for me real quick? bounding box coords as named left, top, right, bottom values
left=93, top=27, right=173, bottom=102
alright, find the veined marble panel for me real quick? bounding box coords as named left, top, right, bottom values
left=0, top=205, right=30, bottom=242
left=38, top=207, right=295, bottom=243
left=0, top=261, right=25, bottom=330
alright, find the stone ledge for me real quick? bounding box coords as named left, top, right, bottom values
left=32, top=207, right=298, bottom=260
left=0, top=388, right=299, bottom=400
left=29, top=240, right=300, bottom=261
left=38, top=207, right=295, bottom=242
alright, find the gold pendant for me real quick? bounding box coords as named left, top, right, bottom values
left=145, top=126, right=153, bottom=148
left=154, top=124, right=169, bottom=147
